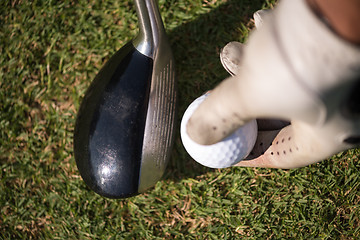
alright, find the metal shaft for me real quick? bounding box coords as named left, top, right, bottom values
left=133, top=0, right=166, bottom=58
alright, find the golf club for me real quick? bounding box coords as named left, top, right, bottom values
left=74, top=0, right=176, bottom=198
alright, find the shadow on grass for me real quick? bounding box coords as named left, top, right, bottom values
left=163, top=0, right=268, bottom=182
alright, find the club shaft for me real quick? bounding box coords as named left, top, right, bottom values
left=133, top=0, right=165, bottom=58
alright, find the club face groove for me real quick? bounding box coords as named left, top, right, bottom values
left=74, top=0, right=176, bottom=198
left=139, top=59, right=176, bottom=192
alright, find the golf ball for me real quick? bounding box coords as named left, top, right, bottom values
left=180, top=93, right=258, bottom=168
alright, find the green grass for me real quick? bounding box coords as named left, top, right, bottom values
left=1, top=0, right=359, bottom=239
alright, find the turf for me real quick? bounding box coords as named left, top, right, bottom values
left=1, top=0, right=359, bottom=239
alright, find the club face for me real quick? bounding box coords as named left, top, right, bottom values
left=138, top=41, right=177, bottom=192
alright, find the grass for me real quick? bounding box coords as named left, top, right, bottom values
left=1, top=0, right=359, bottom=239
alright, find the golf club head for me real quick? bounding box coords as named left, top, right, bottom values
left=74, top=0, right=176, bottom=199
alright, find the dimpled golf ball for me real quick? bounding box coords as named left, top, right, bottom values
left=180, top=93, right=258, bottom=168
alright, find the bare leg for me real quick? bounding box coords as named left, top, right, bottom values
left=307, top=0, right=360, bottom=45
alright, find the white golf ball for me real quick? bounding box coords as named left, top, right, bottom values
left=180, top=93, right=258, bottom=168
